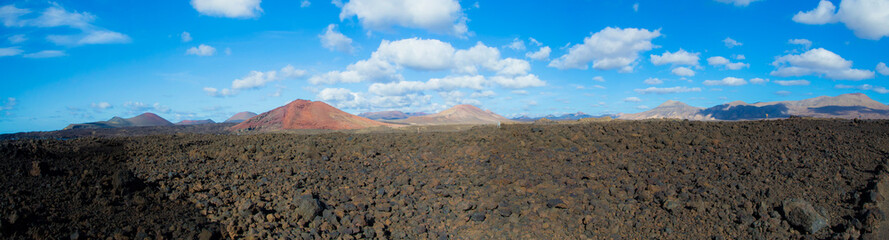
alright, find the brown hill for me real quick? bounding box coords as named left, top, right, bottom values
left=63, top=113, right=174, bottom=130
left=175, top=119, right=216, bottom=125
left=224, top=112, right=257, bottom=123
left=619, top=100, right=713, bottom=120
left=231, top=100, right=391, bottom=131
left=394, top=104, right=511, bottom=125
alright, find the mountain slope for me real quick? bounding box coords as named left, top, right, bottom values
left=620, top=93, right=889, bottom=120
left=224, top=112, right=257, bottom=123
left=63, top=113, right=174, bottom=130
left=394, top=105, right=511, bottom=125
left=619, top=100, right=713, bottom=120
left=231, top=100, right=391, bottom=131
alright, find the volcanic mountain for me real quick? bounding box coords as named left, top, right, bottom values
left=230, top=100, right=391, bottom=131
left=358, top=111, right=428, bottom=120
left=619, top=93, right=889, bottom=120
left=393, top=104, right=511, bottom=125
left=64, top=113, right=174, bottom=130
left=224, top=112, right=257, bottom=123
left=619, top=100, right=713, bottom=120
left=175, top=119, right=216, bottom=125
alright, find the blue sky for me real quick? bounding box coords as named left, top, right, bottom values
left=1, top=0, right=888, bottom=133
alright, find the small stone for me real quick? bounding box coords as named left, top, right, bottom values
left=546, top=199, right=566, bottom=209
left=663, top=199, right=681, bottom=212
left=266, top=214, right=276, bottom=222
left=198, top=229, right=214, bottom=240
left=470, top=212, right=486, bottom=222
left=238, top=200, right=254, bottom=216
left=296, top=194, right=321, bottom=220
left=782, top=198, right=828, bottom=234
left=457, top=202, right=475, bottom=211
left=498, top=208, right=512, bottom=217
left=29, top=161, right=42, bottom=177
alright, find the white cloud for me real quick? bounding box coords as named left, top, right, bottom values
left=788, top=38, right=812, bottom=49
left=775, top=90, right=792, bottom=96
left=301, top=0, right=311, bottom=8
left=793, top=0, right=889, bottom=40
left=0, top=47, right=23, bottom=57
left=877, top=62, right=889, bottom=76
left=224, top=47, right=231, bottom=55
left=529, top=37, right=542, bottom=46
left=643, top=77, right=663, bottom=85
left=0, top=5, right=30, bottom=27
left=470, top=90, right=496, bottom=98
left=624, top=97, right=642, bottom=102
left=181, top=31, right=192, bottom=42
left=511, top=90, right=528, bottom=95
left=651, top=49, right=700, bottom=66
left=186, top=44, right=216, bottom=56
left=734, top=54, right=746, bottom=60
left=3, top=5, right=130, bottom=47
left=636, top=105, right=650, bottom=110
left=75, top=30, right=131, bottom=44
left=23, top=50, right=65, bottom=58
left=672, top=66, right=696, bottom=77
left=715, top=0, right=762, bottom=7
left=633, top=3, right=639, bottom=12
left=549, top=27, right=661, bottom=72
left=376, top=38, right=455, bottom=71
left=774, top=80, right=811, bottom=86
left=750, top=78, right=770, bottom=84
left=369, top=75, right=486, bottom=96
left=723, top=37, right=743, bottom=48
left=836, top=84, right=889, bottom=94
left=771, top=48, right=874, bottom=80
left=123, top=102, right=171, bottom=114
left=525, top=46, right=551, bottom=61
left=592, top=76, right=605, bottom=82
left=490, top=74, right=545, bottom=88
left=319, top=24, right=354, bottom=53
left=634, top=86, right=702, bottom=94
left=190, top=0, right=263, bottom=18
left=339, top=0, right=468, bottom=36
left=707, top=56, right=749, bottom=70
left=205, top=65, right=305, bottom=97
left=91, top=102, right=112, bottom=110
left=8, top=34, right=26, bottom=44
left=317, top=87, right=440, bottom=112
left=1, top=97, right=16, bottom=111
left=793, top=0, right=837, bottom=24
left=506, top=38, right=525, bottom=51
left=703, top=77, right=747, bottom=86
left=280, top=64, right=307, bottom=78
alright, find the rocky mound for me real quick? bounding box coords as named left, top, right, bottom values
left=231, top=100, right=391, bottom=131
left=64, top=113, right=174, bottom=130
left=175, top=119, right=216, bottom=125
left=620, top=100, right=712, bottom=120
left=620, top=93, right=889, bottom=120
left=394, top=105, right=511, bottom=125
left=224, top=112, right=257, bottom=123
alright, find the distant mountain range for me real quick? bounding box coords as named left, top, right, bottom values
left=620, top=93, right=889, bottom=120
left=175, top=119, right=215, bottom=125
left=64, top=113, right=174, bottom=130
left=358, top=111, right=428, bottom=120
left=391, top=104, right=510, bottom=125
left=224, top=112, right=257, bottom=123
left=511, top=112, right=616, bottom=122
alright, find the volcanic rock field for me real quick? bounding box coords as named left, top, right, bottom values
left=3, top=119, right=889, bottom=239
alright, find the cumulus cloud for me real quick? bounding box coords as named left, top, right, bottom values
left=836, top=84, right=889, bottom=94
left=672, top=66, right=696, bottom=77
left=707, top=56, right=749, bottom=70
left=650, top=49, right=700, bottom=66
left=205, top=65, right=306, bottom=97
left=123, top=102, right=170, bottom=114
left=0, top=47, right=23, bottom=57
left=723, top=37, right=743, bottom=48
left=643, top=77, right=663, bottom=85
left=703, top=77, right=747, bottom=86
left=470, top=90, right=496, bottom=98
left=339, top=0, right=468, bottom=36
left=375, top=38, right=456, bottom=71
left=490, top=74, right=545, bottom=88
left=774, top=80, right=811, bottom=86
left=715, top=0, right=762, bottom=7
left=793, top=0, right=889, bottom=40
left=771, top=48, right=874, bottom=80
left=23, top=50, right=65, bottom=58
left=368, top=75, right=486, bottom=96
left=91, top=102, right=112, bottom=110
left=317, top=87, right=441, bottom=113
left=549, top=27, right=661, bottom=72
left=186, top=44, right=216, bottom=56
left=788, top=38, right=812, bottom=49
left=525, top=46, right=551, bottom=61
left=624, top=97, right=642, bottom=102
left=320, top=24, right=354, bottom=53
left=8, top=34, right=26, bottom=44
left=181, top=31, right=192, bottom=42
left=877, top=62, right=889, bottom=76
left=190, top=0, right=262, bottom=18
left=750, top=78, right=770, bottom=84
left=0, top=5, right=30, bottom=27
left=634, top=86, right=702, bottom=94
left=506, top=38, right=525, bottom=51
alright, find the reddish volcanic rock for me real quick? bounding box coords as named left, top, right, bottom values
left=127, top=113, right=174, bottom=126
left=224, top=112, right=258, bottom=123
left=231, top=100, right=391, bottom=131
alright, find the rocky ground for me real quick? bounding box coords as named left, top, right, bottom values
left=2, top=119, right=889, bottom=239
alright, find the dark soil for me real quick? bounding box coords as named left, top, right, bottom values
left=2, top=119, right=889, bottom=239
